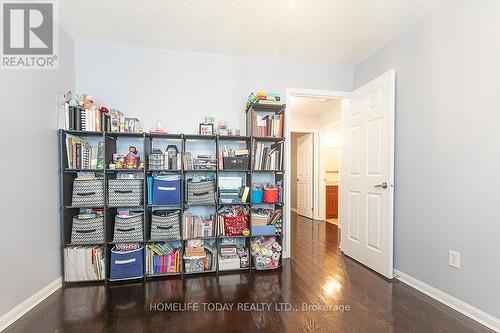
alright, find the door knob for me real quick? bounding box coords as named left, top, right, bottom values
left=374, top=182, right=388, bottom=189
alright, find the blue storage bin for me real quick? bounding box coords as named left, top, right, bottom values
left=251, top=225, right=277, bottom=236
left=152, top=177, right=181, bottom=205
left=252, top=189, right=263, bottom=204
left=110, top=247, right=144, bottom=280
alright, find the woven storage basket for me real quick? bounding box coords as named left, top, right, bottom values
left=113, top=213, right=144, bottom=242
left=108, top=179, right=143, bottom=207
left=71, top=179, right=104, bottom=207
left=71, top=216, right=105, bottom=244
left=187, top=179, right=215, bottom=204
left=150, top=210, right=181, bottom=240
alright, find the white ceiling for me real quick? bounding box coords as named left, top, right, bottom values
left=59, top=0, right=442, bottom=65
left=291, top=96, right=340, bottom=116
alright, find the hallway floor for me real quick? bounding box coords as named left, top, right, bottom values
left=4, top=213, right=492, bottom=333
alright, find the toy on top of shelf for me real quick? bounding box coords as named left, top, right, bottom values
left=124, top=146, right=140, bottom=169
left=247, top=91, right=281, bottom=107
left=78, top=94, right=95, bottom=109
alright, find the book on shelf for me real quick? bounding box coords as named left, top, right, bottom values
left=61, top=103, right=103, bottom=132
left=65, top=134, right=104, bottom=170
left=181, top=152, right=193, bottom=170
left=146, top=243, right=181, bottom=274
left=252, top=141, right=283, bottom=170
left=183, top=212, right=214, bottom=238
left=64, top=246, right=105, bottom=282
left=252, top=114, right=283, bottom=138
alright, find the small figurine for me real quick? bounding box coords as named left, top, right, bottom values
left=63, top=91, right=72, bottom=104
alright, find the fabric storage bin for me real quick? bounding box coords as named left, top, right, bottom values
left=113, top=213, right=144, bottom=242
left=108, top=179, right=143, bottom=207
left=71, top=216, right=105, bottom=244
left=187, top=179, right=216, bottom=204
left=110, top=246, right=144, bottom=280
left=152, top=177, right=181, bottom=205
left=150, top=210, right=181, bottom=240
left=252, top=189, right=263, bottom=204
left=223, top=157, right=249, bottom=170
left=71, top=179, right=104, bottom=207
left=184, top=255, right=205, bottom=273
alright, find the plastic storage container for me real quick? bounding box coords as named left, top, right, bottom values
left=252, top=189, right=263, bottom=204
left=263, top=188, right=279, bottom=203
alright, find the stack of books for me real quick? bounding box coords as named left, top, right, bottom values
left=65, top=134, right=105, bottom=169
left=181, top=152, right=193, bottom=170
left=64, top=246, right=105, bottom=282
left=62, top=104, right=103, bottom=132
left=252, top=114, right=284, bottom=138
left=183, top=213, right=214, bottom=238
left=252, top=142, right=282, bottom=170
left=146, top=242, right=181, bottom=275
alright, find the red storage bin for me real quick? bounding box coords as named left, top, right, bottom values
left=223, top=215, right=249, bottom=236
left=263, top=188, right=279, bottom=203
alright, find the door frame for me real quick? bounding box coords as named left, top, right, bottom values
left=291, top=129, right=317, bottom=219
left=283, top=88, right=348, bottom=259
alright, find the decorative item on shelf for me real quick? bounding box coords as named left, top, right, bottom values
left=166, top=145, right=178, bottom=170
left=199, top=123, right=214, bottom=136
left=124, top=146, right=140, bottom=169
left=228, top=128, right=240, bottom=136
left=205, top=116, right=215, bottom=124
left=148, top=149, right=164, bottom=170
left=217, top=120, right=228, bottom=135
left=150, top=120, right=168, bottom=134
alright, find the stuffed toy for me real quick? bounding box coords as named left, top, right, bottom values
left=78, top=94, right=94, bottom=109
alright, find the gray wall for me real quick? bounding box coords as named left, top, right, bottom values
left=0, top=28, right=75, bottom=317
left=75, top=41, right=353, bottom=134
left=354, top=0, right=500, bottom=318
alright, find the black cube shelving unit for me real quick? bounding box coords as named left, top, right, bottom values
left=59, top=103, right=285, bottom=284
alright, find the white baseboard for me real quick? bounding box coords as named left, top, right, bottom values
left=0, top=277, right=62, bottom=332
left=395, top=270, right=500, bottom=332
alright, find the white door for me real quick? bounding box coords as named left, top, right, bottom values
left=340, top=69, right=395, bottom=278
left=296, top=133, right=314, bottom=218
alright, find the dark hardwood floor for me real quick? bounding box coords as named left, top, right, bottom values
left=5, top=213, right=492, bottom=333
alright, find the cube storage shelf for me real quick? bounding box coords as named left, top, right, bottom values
left=59, top=103, right=285, bottom=285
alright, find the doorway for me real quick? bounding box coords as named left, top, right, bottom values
left=289, top=96, right=342, bottom=223
left=285, top=70, right=396, bottom=279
